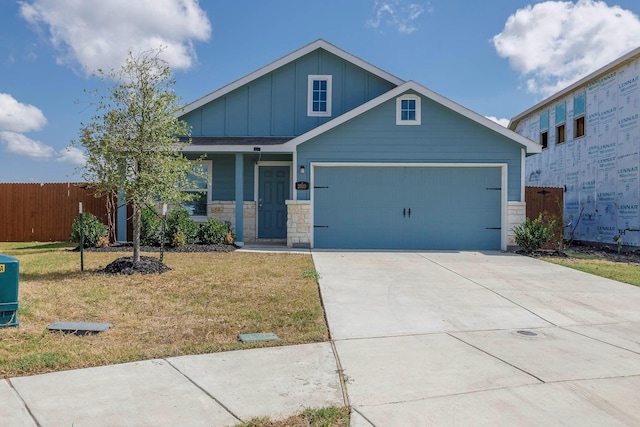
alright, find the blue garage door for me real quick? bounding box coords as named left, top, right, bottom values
left=314, top=166, right=502, bottom=249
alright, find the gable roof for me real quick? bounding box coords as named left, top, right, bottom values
left=509, top=45, right=640, bottom=131
left=180, top=39, right=406, bottom=116
left=281, top=81, right=541, bottom=154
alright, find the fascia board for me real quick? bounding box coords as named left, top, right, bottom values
left=284, top=81, right=541, bottom=154
left=179, top=39, right=405, bottom=116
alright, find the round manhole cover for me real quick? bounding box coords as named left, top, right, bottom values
left=516, top=330, right=538, bottom=336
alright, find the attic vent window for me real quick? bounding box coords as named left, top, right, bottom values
left=308, top=75, right=332, bottom=117
left=396, top=94, right=421, bottom=125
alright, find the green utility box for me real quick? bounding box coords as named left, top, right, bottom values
left=0, top=254, right=19, bottom=327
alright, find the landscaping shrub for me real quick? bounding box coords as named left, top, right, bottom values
left=70, top=212, right=109, bottom=248
left=140, top=205, right=162, bottom=246
left=165, top=206, right=198, bottom=246
left=512, top=214, right=555, bottom=252
left=198, top=217, right=231, bottom=245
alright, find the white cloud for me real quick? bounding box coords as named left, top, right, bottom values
left=493, top=0, right=640, bottom=97
left=56, top=146, right=86, bottom=165
left=0, top=93, right=47, bottom=133
left=367, top=0, right=432, bottom=34
left=486, top=116, right=510, bottom=127
left=19, top=0, right=212, bottom=74
left=0, top=131, right=54, bottom=159
left=0, top=94, right=54, bottom=160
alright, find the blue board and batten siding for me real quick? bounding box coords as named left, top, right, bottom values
left=181, top=49, right=397, bottom=138
left=296, top=92, right=523, bottom=201
left=296, top=91, right=522, bottom=249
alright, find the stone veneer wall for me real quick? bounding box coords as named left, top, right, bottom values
left=208, top=201, right=256, bottom=242
left=507, top=202, right=526, bottom=248
left=286, top=200, right=311, bottom=248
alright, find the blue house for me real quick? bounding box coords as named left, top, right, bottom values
left=177, top=40, right=540, bottom=250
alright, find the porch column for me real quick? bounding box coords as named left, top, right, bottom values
left=235, top=153, right=244, bottom=246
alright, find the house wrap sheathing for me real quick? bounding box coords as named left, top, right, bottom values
left=510, top=47, right=640, bottom=247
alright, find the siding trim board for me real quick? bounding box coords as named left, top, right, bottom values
left=309, top=162, right=508, bottom=250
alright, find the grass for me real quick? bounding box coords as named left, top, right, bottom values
left=540, top=249, right=640, bottom=286
left=0, top=242, right=329, bottom=379
left=236, top=406, right=350, bottom=427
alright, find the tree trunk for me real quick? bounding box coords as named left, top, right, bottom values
left=132, top=202, right=141, bottom=263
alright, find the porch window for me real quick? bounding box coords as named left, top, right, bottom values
left=396, top=94, right=421, bottom=125
left=307, top=75, right=332, bottom=117
left=181, top=160, right=211, bottom=221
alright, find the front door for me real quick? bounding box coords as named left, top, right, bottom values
left=258, top=166, right=290, bottom=238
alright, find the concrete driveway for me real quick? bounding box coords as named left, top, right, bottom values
left=312, top=250, right=640, bottom=426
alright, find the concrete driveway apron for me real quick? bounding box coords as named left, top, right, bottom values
left=312, top=250, right=640, bottom=426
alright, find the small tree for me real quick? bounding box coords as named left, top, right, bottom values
left=76, top=48, right=201, bottom=264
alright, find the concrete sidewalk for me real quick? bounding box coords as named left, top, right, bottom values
left=313, top=250, right=640, bottom=426
left=2, top=343, right=345, bottom=426
left=4, top=249, right=640, bottom=426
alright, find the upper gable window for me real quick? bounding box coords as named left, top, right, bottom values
left=396, top=94, right=421, bottom=125
left=308, top=75, right=332, bottom=117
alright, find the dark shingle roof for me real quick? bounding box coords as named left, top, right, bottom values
left=181, top=136, right=293, bottom=146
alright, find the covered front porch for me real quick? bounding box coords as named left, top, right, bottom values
left=182, top=149, right=309, bottom=248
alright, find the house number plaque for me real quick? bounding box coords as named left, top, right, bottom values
left=295, top=181, right=309, bottom=190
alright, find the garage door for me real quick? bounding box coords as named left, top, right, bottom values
left=313, top=166, right=502, bottom=249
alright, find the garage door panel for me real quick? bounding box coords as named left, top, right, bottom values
left=314, top=166, right=502, bottom=250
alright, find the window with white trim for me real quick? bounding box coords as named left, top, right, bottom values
left=181, top=160, right=211, bottom=221
left=396, top=94, right=421, bottom=125
left=307, top=75, right=332, bottom=117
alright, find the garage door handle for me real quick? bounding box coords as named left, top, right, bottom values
left=408, top=208, right=411, bottom=218
left=403, top=208, right=406, bottom=218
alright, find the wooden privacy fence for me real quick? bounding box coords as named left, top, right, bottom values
left=0, top=183, right=111, bottom=242
left=526, top=186, right=564, bottom=220
left=525, top=186, right=564, bottom=248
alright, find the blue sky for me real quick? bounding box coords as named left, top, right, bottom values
left=2, top=0, right=640, bottom=182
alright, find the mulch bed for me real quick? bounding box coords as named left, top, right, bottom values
left=517, top=242, right=640, bottom=265
left=85, top=242, right=237, bottom=253
left=99, top=256, right=171, bottom=275
left=80, top=242, right=237, bottom=275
